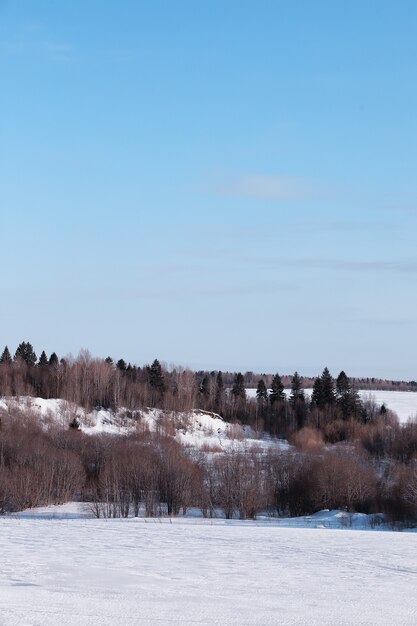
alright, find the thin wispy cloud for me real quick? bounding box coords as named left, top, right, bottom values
left=203, top=174, right=324, bottom=201
left=254, top=257, right=417, bottom=274
left=0, top=17, right=76, bottom=64
left=1, top=39, right=76, bottom=62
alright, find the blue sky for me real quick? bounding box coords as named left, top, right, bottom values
left=1, top=1, right=416, bottom=379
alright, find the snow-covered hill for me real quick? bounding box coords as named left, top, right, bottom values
left=0, top=397, right=279, bottom=451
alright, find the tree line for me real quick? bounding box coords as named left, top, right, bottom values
left=1, top=403, right=417, bottom=525
left=1, top=341, right=417, bottom=524
left=0, top=342, right=397, bottom=441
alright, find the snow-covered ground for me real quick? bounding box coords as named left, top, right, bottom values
left=1, top=504, right=417, bottom=625
left=0, top=397, right=282, bottom=451
left=1, top=388, right=416, bottom=452
left=246, top=388, right=417, bottom=423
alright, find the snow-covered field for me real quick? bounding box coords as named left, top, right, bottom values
left=1, top=504, right=417, bottom=625
left=246, top=388, right=417, bottom=424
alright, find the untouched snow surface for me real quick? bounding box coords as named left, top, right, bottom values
left=1, top=505, right=417, bottom=625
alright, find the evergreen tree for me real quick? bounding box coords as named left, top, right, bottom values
left=231, top=372, right=246, bottom=401
left=116, top=358, right=127, bottom=372
left=289, top=371, right=304, bottom=405
left=256, top=378, right=268, bottom=403
left=289, top=371, right=306, bottom=429
left=336, top=370, right=350, bottom=396
left=320, top=367, right=336, bottom=405
left=336, top=370, right=361, bottom=419
left=270, top=373, right=285, bottom=405
left=14, top=342, right=37, bottom=366
left=311, top=376, right=323, bottom=408
left=48, top=352, right=59, bottom=367
left=38, top=350, right=48, bottom=366
left=199, top=375, right=210, bottom=400
left=0, top=346, right=12, bottom=365
left=215, top=371, right=224, bottom=412
left=149, top=359, right=166, bottom=393
left=105, top=356, right=113, bottom=365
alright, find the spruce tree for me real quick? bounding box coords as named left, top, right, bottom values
left=199, top=375, right=210, bottom=400
left=49, top=352, right=59, bottom=367
left=38, top=350, right=48, bottom=366
left=336, top=370, right=350, bottom=396
left=256, top=379, right=268, bottom=403
left=289, top=371, right=304, bottom=405
left=14, top=342, right=37, bottom=367
left=0, top=346, right=12, bottom=365
left=336, top=370, right=361, bottom=419
left=320, top=367, right=335, bottom=405
left=215, top=371, right=224, bottom=412
left=289, top=371, right=306, bottom=430
left=270, top=373, right=285, bottom=405
left=116, top=358, right=127, bottom=372
left=231, top=372, right=246, bottom=401
left=149, top=359, right=166, bottom=393
left=311, top=377, right=323, bottom=408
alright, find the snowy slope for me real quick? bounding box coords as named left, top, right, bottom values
left=1, top=507, right=417, bottom=625
left=0, top=397, right=279, bottom=451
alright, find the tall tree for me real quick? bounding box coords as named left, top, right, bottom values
left=38, top=350, right=48, bottom=366
left=116, top=358, right=127, bottom=372
left=199, top=375, right=210, bottom=400
left=270, top=373, right=285, bottom=405
left=311, top=377, right=323, bottom=408
left=336, top=370, right=350, bottom=396
left=0, top=346, right=12, bottom=365
left=256, top=379, right=268, bottom=403
left=289, top=371, right=304, bottom=406
left=336, top=370, right=361, bottom=419
left=149, top=359, right=166, bottom=393
left=320, top=367, right=336, bottom=406
left=231, top=372, right=246, bottom=402
left=48, top=352, right=59, bottom=367
left=215, top=371, right=224, bottom=413
left=14, top=342, right=37, bottom=367
left=289, top=371, right=306, bottom=429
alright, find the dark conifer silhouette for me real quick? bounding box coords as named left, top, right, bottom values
left=14, top=342, right=37, bottom=366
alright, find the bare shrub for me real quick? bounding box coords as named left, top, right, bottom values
left=267, top=451, right=315, bottom=516
left=290, top=427, right=324, bottom=452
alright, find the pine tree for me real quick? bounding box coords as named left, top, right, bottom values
left=215, top=371, right=224, bottom=412
left=336, top=370, right=350, bottom=396
left=231, top=372, right=246, bottom=401
left=38, top=350, right=48, bottom=366
left=320, top=367, right=335, bottom=405
left=116, top=358, right=127, bottom=372
left=256, top=379, right=268, bottom=403
left=149, top=359, right=166, bottom=393
left=289, top=371, right=306, bottom=429
left=311, top=377, right=323, bottom=408
left=0, top=346, right=12, bottom=365
left=289, top=371, right=304, bottom=405
left=270, top=373, right=285, bottom=405
left=49, top=352, right=59, bottom=367
left=199, top=375, right=210, bottom=399
left=105, top=356, right=113, bottom=365
left=14, top=342, right=37, bottom=366
left=336, top=370, right=361, bottom=419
